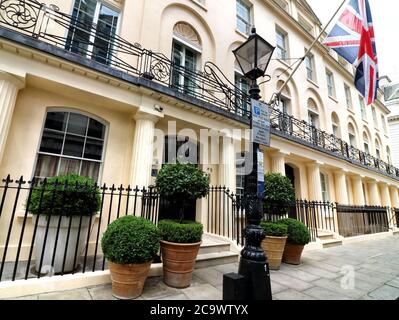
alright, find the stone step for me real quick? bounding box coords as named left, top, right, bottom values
left=199, top=242, right=231, bottom=255
left=195, top=251, right=239, bottom=269
left=393, top=229, right=399, bottom=236
left=321, top=239, right=343, bottom=248
left=317, top=231, right=335, bottom=241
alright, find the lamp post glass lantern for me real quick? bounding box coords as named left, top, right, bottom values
left=226, top=27, right=275, bottom=300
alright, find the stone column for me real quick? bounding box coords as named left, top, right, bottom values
left=367, top=180, right=381, bottom=206
left=334, top=170, right=349, bottom=205
left=306, top=162, right=322, bottom=201
left=389, top=186, right=399, bottom=228
left=389, top=186, right=399, bottom=209
left=218, top=131, right=237, bottom=192
left=379, top=183, right=391, bottom=207
left=271, top=151, right=287, bottom=176
left=130, top=111, right=160, bottom=188
left=352, top=175, right=365, bottom=206
left=0, top=72, right=24, bottom=165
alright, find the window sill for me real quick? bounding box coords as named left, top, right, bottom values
left=235, top=28, right=249, bottom=39
left=328, top=95, right=338, bottom=103
left=191, top=0, right=207, bottom=11
left=307, top=78, right=319, bottom=88
left=347, top=108, right=355, bottom=115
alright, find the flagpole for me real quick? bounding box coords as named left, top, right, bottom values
left=269, top=0, right=348, bottom=105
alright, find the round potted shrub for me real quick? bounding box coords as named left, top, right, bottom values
left=261, top=173, right=295, bottom=269
left=155, top=163, right=209, bottom=288
left=263, top=173, right=295, bottom=221
left=28, top=173, right=101, bottom=274
left=260, top=221, right=288, bottom=270
left=279, top=218, right=310, bottom=265
left=101, top=215, right=160, bottom=299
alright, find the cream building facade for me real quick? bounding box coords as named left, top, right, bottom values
left=0, top=0, right=399, bottom=243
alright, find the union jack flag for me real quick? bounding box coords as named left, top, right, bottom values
left=323, top=0, right=378, bottom=105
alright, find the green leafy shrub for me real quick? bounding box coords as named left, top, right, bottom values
left=260, top=221, right=288, bottom=237
left=263, top=173, right=295, bottom=216
left=158, top=220, right=203, bottom=244
left=101, top=215, right=160, bottom=264
left=279, top=218, right=310, bottom=245
left=156, top=163, right=209, bottom=221
left=28, top=173, right=101, bottom=216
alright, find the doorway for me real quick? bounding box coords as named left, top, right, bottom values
left=158, top=135, right=200, bottom=221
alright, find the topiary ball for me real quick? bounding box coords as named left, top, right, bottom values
left=279, top=218, right=310, bottom=245
left=101, top=216, right=160, bottom=265
left=158, top=220, right=203, bottom=244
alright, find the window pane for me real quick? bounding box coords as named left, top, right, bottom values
left=44, top=112, right=67, bottom=131
left=40, top=130, right=64, bottom=154
left=59, top=158, right=81, bottom=176
left=92, top=5, right=119, bottom=64
left=81, top=161, right=100, bottom=181
left=87, top=118, right=105, bottom=139
left=67, top=113, right=88, bottom=136
left=84, top=138, right=103, bottom=160
left=66, top=0, right=97, bottom=55
left=63, top=134, right=85, bottom=157
left=34, top=154, right=59, bottom=178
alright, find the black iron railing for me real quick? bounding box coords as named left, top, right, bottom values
left=1, top=0, right=399, bottom=180
left=206, top=186, right=246, bottom=246
left=0, top=176, right=160, bottom=282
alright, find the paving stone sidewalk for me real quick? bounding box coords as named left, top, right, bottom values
left=6, top=236, right=399, bottom=300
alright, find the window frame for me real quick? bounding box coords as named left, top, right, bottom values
left=305, top=50, right=316, bottom=82
left=275, top=26, right=289, bottom=60
left=32, top=108, right=108, bottom=183
left=236, top=0, right=252, bottom=35
left=372, top=107, right=378, bottom=128
left=171, top=39, right=200, bottom=94
left=325, top=69, right=335, bottom=98
left=344, top=84, right=353, bottom=109
left=66, top=0, right=121, bottom=65
left=359, top=95, right=367, bottom=120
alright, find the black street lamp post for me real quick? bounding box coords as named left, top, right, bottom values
left=223, top=28, right=275, bottom=300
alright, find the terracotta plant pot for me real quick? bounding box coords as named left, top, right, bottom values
left=282, top=242, right=305, bottom=265
left=108, top=261, right=152, bottom=299
left=160, top=240, right=201, bottom=288
left=261, top=236, right=287, bottom=270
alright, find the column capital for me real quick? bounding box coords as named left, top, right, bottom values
left=334, top=168, right=349, bottom=175
left=0, top=71, right=25, bottom=90
left=306, top=160, right=323, bottom=169
left=270, top=150, right=290, bottom=158
left=218, top=128, right=242, bottom=141
left=133, top=107, right=163, bottom=123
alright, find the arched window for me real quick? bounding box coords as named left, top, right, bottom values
left=172, top=23, right=202, bottom=94
left=363, top=132, right=370, bottom=154
left=331, top=112, right=341, bottom=138
left=34, top=111, right=106, bottom=182
left=307, top=98, right=319, bottom=128
left=348, top=123, right=357, bottom=147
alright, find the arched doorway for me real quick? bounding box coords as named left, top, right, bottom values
left=158, top=135, right=200, bottom=221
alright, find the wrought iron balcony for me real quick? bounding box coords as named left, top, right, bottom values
left=0, top=0, right=250, bottom=118
left=0, top=0, right=399, bottom=181
left=269, top=110, right=399, bottom=179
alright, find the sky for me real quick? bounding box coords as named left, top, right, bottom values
left=307, top=0, right=399, bottom=83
